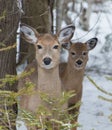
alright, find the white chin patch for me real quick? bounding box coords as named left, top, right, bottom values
left=41, top=63, right=54, bottom=70
left=74, top=64, right=83, bottom=70
left=43, top=65, right=53, bottom=69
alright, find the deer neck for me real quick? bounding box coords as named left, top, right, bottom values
left=37, top=66, right=61, bottom=97
left=66, top=62, right=85, bottom=80
left=62, top=62, right=85, bottom=92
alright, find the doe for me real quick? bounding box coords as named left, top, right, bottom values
left=19, top=24, right=75, bottom=130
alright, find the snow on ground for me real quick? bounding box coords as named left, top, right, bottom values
left=78, top=73, right=112, bottom=130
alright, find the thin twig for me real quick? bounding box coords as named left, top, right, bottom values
left=4, top=100, right=13, bottom=130
left=39, top=116, right=44, bottom=129
left=87, top=76, right=112, bottom=96
left=0, top=44, right=16, bottom=52
left=98, top=95, right=112, bottom=103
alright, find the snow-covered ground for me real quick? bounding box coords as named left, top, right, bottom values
left=78, top=73, right=112, bottom=130
left=17, top=1, right=112, bottom=130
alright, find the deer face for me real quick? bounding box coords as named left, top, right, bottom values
left=63, top=38, right=98, bottom=70
left=69, top=43, right=89, bottom=70
left=35, top=34, right=61, bottom=69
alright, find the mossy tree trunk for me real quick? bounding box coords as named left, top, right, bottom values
left=0, top=0, right=20, bottom=129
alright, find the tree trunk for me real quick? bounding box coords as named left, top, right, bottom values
left=55, top=0, right=74, bottom=32
left=79, top=0, right=92, bottom=31
left=18, top=0, right=51, bottom=64
left=55, top=0, right=64, bottom=32
left=0, top=0, right=20, bottom=129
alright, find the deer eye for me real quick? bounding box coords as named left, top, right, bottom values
left=37, top=45, right=42, bottom=49
left=53, top=45, right=59, bottom=49
left=82, top=51, right=87, bottom=56
left=71, top=52, right=76, bottom=56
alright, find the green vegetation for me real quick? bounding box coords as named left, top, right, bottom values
left=0, top=70, right=80, bottom=129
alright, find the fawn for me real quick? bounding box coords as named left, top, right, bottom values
left=60, top=38, right=98, bottom=130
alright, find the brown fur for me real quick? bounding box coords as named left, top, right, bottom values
left=60, top=42, right=93, bottom=130
left=19, top=33, right=65, bottom=130
left=19, top=24, right=75, bottom=130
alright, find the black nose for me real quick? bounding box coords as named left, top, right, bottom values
left=43, top=57, right=52, bottom=65
left=76, top=60, right=83, bottom=65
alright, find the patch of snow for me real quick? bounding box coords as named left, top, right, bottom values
left=78, top=74, right=112, bottom=130
left=16, top=120, right=27, bottom=130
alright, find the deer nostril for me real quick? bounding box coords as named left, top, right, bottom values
left=43, top=57, right=52, bottom=65
left=76, top=60, right=83, bottom=65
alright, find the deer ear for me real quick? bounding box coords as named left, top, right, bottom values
left=57, top=25, right=75, bottom=45
left=61, top=42, right=72, bottom=50
left=20, top=23, right=39, bottom=44
left=86, top=38, right=98, bottom=51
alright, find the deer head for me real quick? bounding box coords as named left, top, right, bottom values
left=20, top=24, right=75, bottom=70
left=63, top=38, right=98, bottom=70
